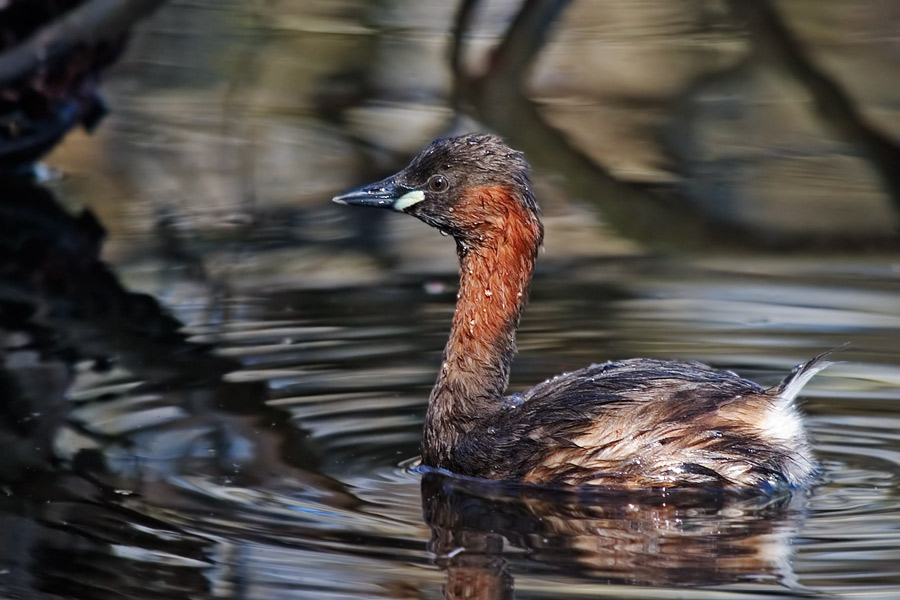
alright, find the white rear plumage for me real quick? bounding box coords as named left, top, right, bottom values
left=775, top=349, right=837, bottom=405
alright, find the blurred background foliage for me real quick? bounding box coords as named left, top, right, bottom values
left=33, top=0, right=900, bottom=294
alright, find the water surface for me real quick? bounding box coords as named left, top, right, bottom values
left=4, top=251, right=900, bottom=599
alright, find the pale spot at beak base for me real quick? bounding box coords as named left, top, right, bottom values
left=393, top=190, right=425, bottom=211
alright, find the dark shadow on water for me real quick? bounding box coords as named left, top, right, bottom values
left=0, top=173, right=353, bottom=598
left=0, top=473, right=212, bottom=600
left=0, top=173, right=321, bottom=480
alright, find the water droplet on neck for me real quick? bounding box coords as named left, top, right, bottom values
left=440, top=230, right=450, bottom=237
left=507, top=393, right=525, bottom=408
left=484, top=289, right=493, bottom=297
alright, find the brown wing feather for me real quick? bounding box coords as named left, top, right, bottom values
left=461, top=358, right=820, bottom=488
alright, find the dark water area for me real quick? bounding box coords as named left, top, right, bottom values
left=2, top=1, right=900, bottom=599
left=4, top=231, right=900, bottom=598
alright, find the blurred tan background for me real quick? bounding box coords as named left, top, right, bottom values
left=44, top=0, right=900, bottom=288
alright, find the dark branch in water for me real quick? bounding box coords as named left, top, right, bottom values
left=452, top=0, right=756, bottom=251
left=451, top=0, right=900, bottom=250
left=0, top=0, right=166, bottom=85
left=449, top=0, right=477, bottom=114
left=0, top=0, right=167, bottom=169
left=730, top=0, right=900, bottom=213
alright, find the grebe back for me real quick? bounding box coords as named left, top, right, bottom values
left=333, top=133, right=829, bottom=489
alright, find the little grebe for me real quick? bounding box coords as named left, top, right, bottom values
left=334, top=133, right=828, bottom=489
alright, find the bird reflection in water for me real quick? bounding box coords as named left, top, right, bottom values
left=421, top=468, right=809, bottom=599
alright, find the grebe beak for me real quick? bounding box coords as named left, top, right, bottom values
left=332, top=176, right=424, bottom=212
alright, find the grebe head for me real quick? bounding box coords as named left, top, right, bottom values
left=333, top=133, right=540, bottom=243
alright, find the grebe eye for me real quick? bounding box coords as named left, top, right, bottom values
left=428, top=174, right=449, bottom=193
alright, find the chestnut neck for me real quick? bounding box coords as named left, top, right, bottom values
left=423, top=184, right=543, bottom=466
